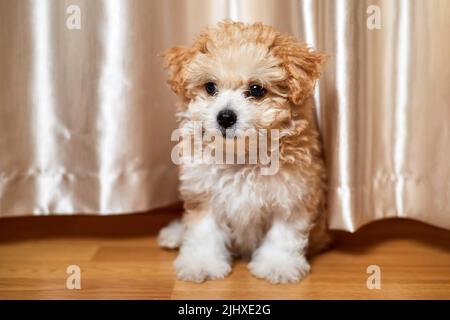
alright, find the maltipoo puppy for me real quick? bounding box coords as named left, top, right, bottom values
left=158, top=21, right=330, bottom=284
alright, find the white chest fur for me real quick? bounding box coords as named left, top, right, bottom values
left=180, top=163, right=308, bottom=254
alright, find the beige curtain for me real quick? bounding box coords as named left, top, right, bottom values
left=0, top=0, right=449, bottom=232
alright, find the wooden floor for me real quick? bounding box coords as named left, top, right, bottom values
left=0, top=206, right=449, bottom=299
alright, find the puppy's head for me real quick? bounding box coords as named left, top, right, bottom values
left=163, top=21, right=325, bottom=138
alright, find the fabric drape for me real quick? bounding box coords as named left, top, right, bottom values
left=0, top=0, right=449, bottom=232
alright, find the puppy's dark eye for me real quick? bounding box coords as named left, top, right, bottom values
left=248, top=84, right=266, bottom=98
left=204, top=82, right=217, bottom=96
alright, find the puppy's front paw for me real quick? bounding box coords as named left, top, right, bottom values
left=248, top=252, right=310, bottom=284
left=174, top=253, right=231, bottom=283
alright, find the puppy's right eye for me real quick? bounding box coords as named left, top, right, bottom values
left=204, top=82, right=217, bottom=96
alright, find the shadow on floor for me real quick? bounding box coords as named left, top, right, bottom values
left=0, top=203, right=182, bottom=242
left=1, top=207, right=449, bottom=255
left=330, top=218, right=450, bottom=255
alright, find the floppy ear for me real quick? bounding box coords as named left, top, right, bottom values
left=274, top=39, right=326, bottom=105
left=161, top=46, right=197, bottom=101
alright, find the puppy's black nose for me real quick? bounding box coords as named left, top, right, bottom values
left=217, top=109, right=237, bottom=129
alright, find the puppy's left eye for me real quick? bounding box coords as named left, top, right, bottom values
left=247, top=84, right=266, bottom=99
left=204, top=82, right=217, bottom=96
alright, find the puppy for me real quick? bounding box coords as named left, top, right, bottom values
left=158, top=21, right=330, bottom=284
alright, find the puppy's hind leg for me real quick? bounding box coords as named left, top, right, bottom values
left=307, top=212, right=334, bottom=256
left=158, top=218, right=186, bottom=249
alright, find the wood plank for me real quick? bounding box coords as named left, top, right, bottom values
left=0, top=208, right=449, bottom=299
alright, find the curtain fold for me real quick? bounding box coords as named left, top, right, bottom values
left=0, top=0, right=449, bottom=232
